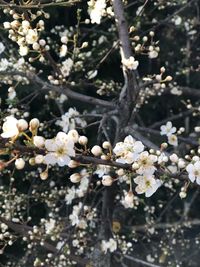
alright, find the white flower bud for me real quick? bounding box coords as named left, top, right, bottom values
left=29, top=158, right=35, bottom=166
left=102, top=175, right=113, bottom=186
left=40, top=170, right=48, bottom=180
left=124, top=191, right=134, bottom=205
left=161, top=142, right=168, bottom=149
left=169, top=153, right=178, bottom=163
left=29, top=118, right=40, bottom=132
left=149, top=31, right=155, bottom=37
left=22, top=20, right=30, bottom=28
left=192, top=156, right=200, bottom=162
left=143, top=36, right=148, bottom=42
left=19, top=46, right=29, bottom=56
left=39, top=39, right=46, bottom=46
left=81, top=42, right=88, bottom=48
left=15, top=158, right=25, bottom=170
left=156, top=74, right=162, bottom=81
left=78, top=136, right=88, bottom=145
left=116, top=168, right=124, bottom=176
left=179, top=191, right=186, bottom=199
left=61, top=36, right=68, bottom=44
left=69, top=173, right=81, bottom=183
left=101, top=155, right=109, bottom=160
left=195, top=126, right=200, bottom=132
left=3, top=22, right=10, bottom=29
left=132, top=162, right=139, bottom=170
left=160, top=67, right=165, bottom=73
left=32, top=42, right=40, bottom=50
left=35, top=155, right=44, bottom=164
left=17, top=119, right=28, bottom=131
left=33, top=136, right=45, bottom=148
left=68, top=160, right=79, bottom=168
left=91, top=145, right=102, bottom=156
left=10, top=20, right=20, bottom=28
left=129, top=26, right=135, bottom=32
left=68, top=130, right=79, bottom=143
left=178, top=160, right=185, bottom=169
left=102, top=141, right=111, bottom=149
left=165, top=75, right=173, bottom=82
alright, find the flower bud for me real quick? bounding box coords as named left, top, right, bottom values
left=33, top=136, right=45, bottom=148
left=29, top=158, right=35, bottom=166
left=17, top=119, right=28, bottom=132
left=116, top=168, right=124, bottom=176
left=91, top=145, right=102, bottom=156
left=68, top=160, right=79, bottom=168
left=124, top=191, right=134, bottom=205
left=69, top=173, right=81, bottom=183
left=35, top=155, right=44, bottom=164
left=68, top=130, right=79, bottom=143
left=165, top=75, right=173, bottom=82
left=29, top=118, right=40, bottom=133
left=78, top=136, right=88, bottom=145
left=61, top=36, right=68, bottom=44
left=32, top=42, right=40, bottom=50
left=132, top=162, right=139, bottom=170
left=179, top=191, right=186, bottom=199
left=178, top=160, right=185, bottom=169
left=3, top=22, right=10, bottom=29
left=169, top=153, right=178, bottom=163
left=15, top=158, right=25, bottom=170
left=81, top=42, right=88, bottom=48
left=102, top=175, right=113, bottom=186
left=40, top=170, right=48, bottom=180
left=102, top=141, right=111, bottom=149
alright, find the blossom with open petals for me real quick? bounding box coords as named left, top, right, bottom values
left=134, top=175, right=162, bottom=197
left=44, top=132, right=75, bottom=167
left=1, top=116, right=19, bottom=138
left=113, top=135, right=144, bottom=164
left=160, top=121, right=176, bottom=136
left=186, top=161, right=200, bottom=184
left=136, top=151, right=157, bottom=175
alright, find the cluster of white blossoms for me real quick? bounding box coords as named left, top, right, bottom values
left=160, top=121, right=178, bottom=146
left=101, top=238, right=117, bottom=253
left=121, top=56, right=139, bottom=70
left=69, top=203, right=87, bottom=229
left=113, top=136, right=162, bottom=197
left=87, top=0, right=107, bottom=24
left=4, top=18, right=45, bottom=56
left=56, top=108, right=87, bottom=133
left=60, top=58, right=73, bottom=78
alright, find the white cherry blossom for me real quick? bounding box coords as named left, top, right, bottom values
left=101, top=238, right=117, bottom=253
left=1, top=116, right=19, bottom=138
left=122, top=56, right=139, bottom=70
left=88, top=0, right=106, bottom=24
left=186, top=161, right=200, bottom=184
left=134, top=175, right=162, bottom=197
left=160, top=121, right=176, bottom=136
left=168, top=134, right=178, bottom=146
left=44, top=132, right=75, bottom=166
left=136, top=151, right=157, bottom=175
left=113, top=135, right=144, bottom=164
